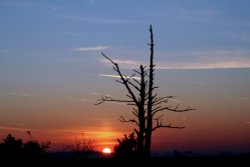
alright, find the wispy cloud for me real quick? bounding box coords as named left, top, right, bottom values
left=0, top=126, right=30, bottom=132
left=169, top=98, right=181, bottom=103
left=245, top=121, right=250, bottom=124
left=9, top=92, right=32, bottom=97
left=99, top=49, right=250, bottom=69
left=157, top=61, right=250, bottom=69
left=72, top=46, right=109, bottom=52
left=100, top=58, right=141, bottom=68
left=88, top=92, right=100, bottom=96
left=241, top=97, right=249, bottom=101
left=157, top=50, right=250, bottom=69
left=99, top=74, right=141, bottom=80
left=68, top=97, right=91, bottom=102
left=51, top=128, right=121, bottom=139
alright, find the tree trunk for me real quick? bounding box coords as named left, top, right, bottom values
left=145, top=25, right=154, bottom=157
left=136, top=65, right=146, bottom=157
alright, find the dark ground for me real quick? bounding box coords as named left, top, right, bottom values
left=2, top=153, right=249, bottom=166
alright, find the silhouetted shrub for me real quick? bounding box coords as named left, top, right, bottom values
left=114, top=133, right=137, bottom=159
left=0, top=133, right=50, bottom=160
left=23, top=141, right=42, bottom=158
left=0, top=134, right=23, bottom=159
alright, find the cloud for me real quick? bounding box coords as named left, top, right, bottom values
left=0, top=126, right=30, bottom=132
left=9, top=92, right=31, bottom=97
left=169, top=98, right=181, bottom=103
left=99, top=74, right=141, bottom=80
left=241, top=97, right=249, bottom=101
left=103, top=94, right=113, bottom=98
left=99, top=49, right=250, bottom=69
left=88, top=92, right=100, bottom=96
left=245, top=121, right=250, bottom=124
left=157, top=50, right=250, bottom=69
left=100, top=57, right=141, bottom=68
left=68, top=97, right=91, bottom=102
left=72, top=46, right=109, bottom=52
left=157, top=61, right=250, bottom=70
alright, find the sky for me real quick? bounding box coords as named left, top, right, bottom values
left=0, top=0, right=250, bottom=153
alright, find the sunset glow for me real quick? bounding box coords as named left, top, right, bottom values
left=102, top=148, right=112, bottom=154
left=0, top=0, right=250, bottom=155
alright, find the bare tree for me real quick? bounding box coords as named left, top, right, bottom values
left=74, top=135, right=95, bottom=152
left=96, top=25, right=195, bottom=158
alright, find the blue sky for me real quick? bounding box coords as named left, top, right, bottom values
left=1, top=0, right=250, bottom=72
left=0, top=0, right=250, bottom=152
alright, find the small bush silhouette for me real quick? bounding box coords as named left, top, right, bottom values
left=0, top=133, right=50, bottom=160
left=23, top=141, right=42, bottom=158
left=114, top=133, right=137, bottom=158
left=0, top=134, right=23, bottom=159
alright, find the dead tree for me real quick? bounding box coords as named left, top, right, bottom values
left=96, top=25, right=195, bottom=158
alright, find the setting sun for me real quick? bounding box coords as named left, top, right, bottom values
left=102, top=148, right=112, bottom=154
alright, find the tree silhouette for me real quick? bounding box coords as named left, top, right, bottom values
left=0, top=134, right=23, bottom=159
left=114, top=133, right=137, bottom=159
left=0, top=132, right=51, bottom=160
left=96, top=25, right=195, bottom=158
left=74, top=135, right=95, bottom=153
left=24, top=131, right=50, bottom=157
left=23, top=141, right=42, bottom=158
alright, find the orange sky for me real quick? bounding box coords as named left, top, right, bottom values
left=1, top=0, right=250, bottom=154
left=1, top=71, right=250, bottom=153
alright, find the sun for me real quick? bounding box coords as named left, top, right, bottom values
left=102, top=147, right=112, bottom=154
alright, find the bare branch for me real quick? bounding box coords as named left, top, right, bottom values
left=102, top=52, right=117, bottom=65
left=152, top=124, right=185, bottom=131
left=115, top=79, right=123, bottom=84
left=119, top=116, right=139, bottom=126
left=152, top=96, right=178, bottom=106
left=101, top=53, right=139, bottom=106
left=132, top=110, right=138, bottom=117
left=153, top=96, right=175, bottom=103
left=152, top=106, right=162, bottom=113
left=152, top=99, right=169, bottom=106
left=132, top=78, right=141, bottom=86
left=126, top=94, right=135, bottom=101
left=95, top=96, right=134, bottom=105
left=152, top=105, right=195, bottom=115
left=151, top=93, right=157, bottom=101
left=154, top=114, right=164, bottom=121
left=166, top=105, right=195, bottom=112
left=127, top=80, right=140, bottom=92
left=97, top=26, right=195, bottom=156
left=134, top=128, right=139, bottom=135
left=152, top=114, right=184, bottom=131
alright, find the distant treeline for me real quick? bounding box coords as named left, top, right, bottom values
left=0, top=133, right=249, bottom=165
